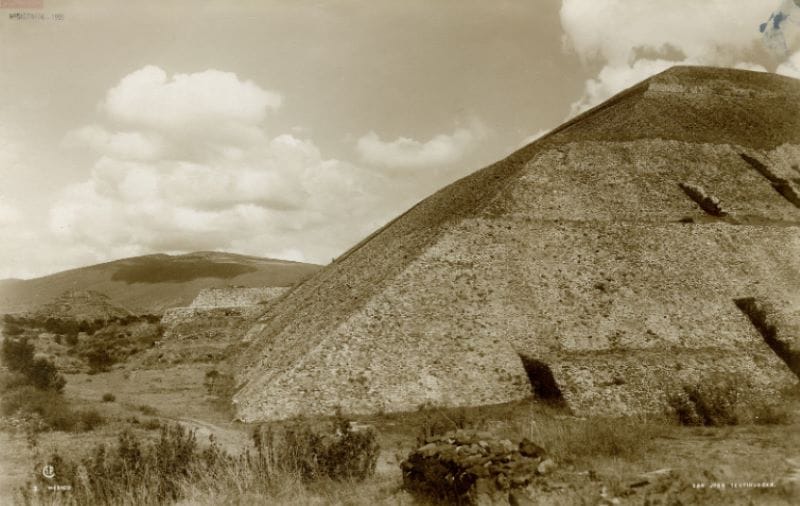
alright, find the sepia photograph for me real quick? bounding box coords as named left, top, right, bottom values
left=1, top=1, right=800, bottom=504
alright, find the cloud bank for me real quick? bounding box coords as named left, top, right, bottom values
left=51, top=66, right=398, bottom=268
left=40, top=66, right=488, bottom=275
left=762, top=0, right=800, bottom=78
left=356, top=121, right=487, bottom=170
left=560, top=0, right=796, bottom=115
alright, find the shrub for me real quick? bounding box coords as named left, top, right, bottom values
left=77, top=409, right=105, bottom=431
left=0, top=386, right=95, bottom=432
left=1, top=337, right=34, bottom=372
left=255, top=415, right=380, bottom=481
left=84, top=347, right=115, bottom=373
left=415, top=406, right=485, bottom=445
left=527, top=415, right=666, bottom=463
left=751, top=403, right=791, bottom=425
left=0, top=370, right=30, bottom=392
left=142, top=418, right=162, bottom=430
left=668, top=376, right=742, bottom=426
left=204, top=369, right=220, bottom=386
left=138, top=404, right=158, bottom=416
left=20, top=415, right=380, bottom=505
left=25, top=425, right=200, bottom=504
left=64, top=332, right=79, bottom=347
left=3, top=324, right=25, bottom=337
left=26, top=358, right=66, bottom=392
left=101, top=392, right=116, bottom=402
left=0, top=338, right=65, bottom=392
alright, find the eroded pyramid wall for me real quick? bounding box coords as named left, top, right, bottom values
left=233, top=67, right=800, bottom=422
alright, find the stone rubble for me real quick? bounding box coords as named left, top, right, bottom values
left=401, top=430, right=555, bottom=505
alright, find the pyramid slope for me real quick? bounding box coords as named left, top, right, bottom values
left=233, top=66, right=800, bottom=422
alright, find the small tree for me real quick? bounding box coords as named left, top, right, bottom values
left=65, top=332, right=79, bottom=347
left=204, top=370, right=220, bottom=391
left=1, top=337, right=35, bottom=372
left=27, top=358, right=66, bottom=393
left=3, top=324, right=24, bottom=337
left=85, top=348, right=115, bottom=373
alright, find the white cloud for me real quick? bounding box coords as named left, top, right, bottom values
left=103, top=66, right=282, bottom=145
left=570, top=58, right=677, bottom=114
left=0, top=197, right=21, bottom=226
left=560, top=0, right=791, bottom=115
left=761, top=0, right=800, bottom=61
left=63, top=124, right=164, bottom=160
left=50, top=136, right=390, bottom=264
left=49, top=65, right=413, bottom=268
left=105, top=65, right=282, bottom=127
left=518, top=129, right=551, bottom=149
left=29, top=64, right=491, bottom=275
left=777, top=49, right=800, bottom=77
left=356, top=121, right=487, bottom=170
left=733, top=62, right=768, bottom=72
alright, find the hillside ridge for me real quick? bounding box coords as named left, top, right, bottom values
left=0, top=251, right=321, bottom=315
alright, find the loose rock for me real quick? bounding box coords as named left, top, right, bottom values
left=401, top=430, right=556, bottom=505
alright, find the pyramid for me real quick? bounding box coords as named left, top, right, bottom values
left=233, top=66, right=800, bottom=422
left=32, top=290, right=132, bottom=321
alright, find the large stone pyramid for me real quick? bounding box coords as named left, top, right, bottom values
left=233, top=66, right=800, bottom=422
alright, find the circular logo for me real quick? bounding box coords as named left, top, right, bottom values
left=42, top=464, right=55, bottom=480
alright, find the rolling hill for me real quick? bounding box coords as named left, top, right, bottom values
left=0, top=251, right=321, bottom=315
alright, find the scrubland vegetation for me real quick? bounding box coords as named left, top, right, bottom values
left=17, top=417, right=379, bottom=506
left=667, top=374, right=791, bottom=427
left=2, top=314, right=798, bottom=505
left=1, top=336, right=104, bottom=433
left=2, top=313, right=162, bottom=373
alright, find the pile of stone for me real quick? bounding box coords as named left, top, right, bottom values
left=401, top=430, right=556, bottom=505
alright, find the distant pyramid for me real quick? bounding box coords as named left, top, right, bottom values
left=32, top=290, right=132, bottom=321
left=233, top=66, right=800, bottom=422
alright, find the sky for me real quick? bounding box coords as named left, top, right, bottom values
left=1, top=0, right=799, bottom=279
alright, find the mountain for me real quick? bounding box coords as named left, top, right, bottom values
left=232, top=66, right=800, bottom=422
left=0, top=251, right=322, bottom=315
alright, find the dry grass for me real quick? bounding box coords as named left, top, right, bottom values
left=5, top=362, right=798, bottom=506
left=14, top=416, right=381, bottom=506
left=524, top=415, right=669, bottom=464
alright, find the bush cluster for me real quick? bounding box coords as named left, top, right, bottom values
left=0, top=386, right=103, bottom=432
left=3, top=313, right=163, bottom=373
left=1, top=336, right=103, bottom=432
left=664, top=375, right=790, bottom=426
left=21, top=417, right=379, bottom=505
left=414, top=406, right=485, bottom=445
left=1, top=337, right=65, bottom=392
left=668, top=377, right=741, bottom=426
left=75, top=319, right=163, bottom=373
left=256, top=415, right=380, bottom=481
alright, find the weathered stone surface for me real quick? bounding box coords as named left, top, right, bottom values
left=147, top=286, right=288, bottom=364
left=401, top=431, right=553, bottom=505
left=736, top=297, right=800, bottom=379
left=234, top=66, right=800, bottom=422
left=29, top=290, right=131, bottom=320
left=188, top=287, right=288, bottom=309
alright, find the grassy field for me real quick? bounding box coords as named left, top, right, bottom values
left=2, top=357, right=799, bottom=505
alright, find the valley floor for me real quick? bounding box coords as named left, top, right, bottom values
left=1, top=361, right=799, bottom=505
